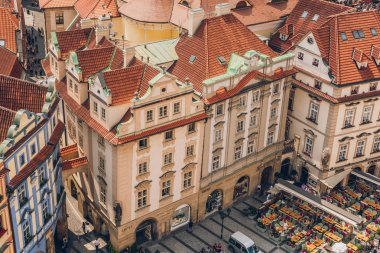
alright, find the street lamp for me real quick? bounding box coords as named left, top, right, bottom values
left=218, top=207, right=231, bottom=239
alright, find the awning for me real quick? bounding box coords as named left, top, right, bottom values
left=321, top=169, right=352, bottom=189
left=275, top=179, right=365, bottom=227
left=351, top=169, right=380, bottom=186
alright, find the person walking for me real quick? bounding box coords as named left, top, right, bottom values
left=187, top=220, right=193, bottom=233
left=82, top=221, right=87, bottom=234
left=94, top=238, right=100, bottom=253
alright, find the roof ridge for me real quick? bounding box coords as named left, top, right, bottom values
left=0, top=74, right=46, bottom=89
left=204, top=18, right=209, bottom=80
left=137, top=64, right=147, bottom=97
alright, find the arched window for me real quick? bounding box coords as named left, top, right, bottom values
left=180, top=0, right=190, bottom=7
left=236, top=1, right=249, bottom=9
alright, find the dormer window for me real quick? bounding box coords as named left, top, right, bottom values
left=352, top=48, right=368, bottom=69
left=301, top=11, right=308, bottom=18
left=351, top=86, right=359, bottom=95
left=370, top=82, right=377, bottom=91
left=370, top=45, right=380, bottom=66
left=371, top=28, right=377, bottom=36
left=312, top=14, right=319, bottom=22
left=340, top=32, right=347, bottom=41
left=352, top=30, right=364, bottom=39
left=280, top=34, right=287, bottom=41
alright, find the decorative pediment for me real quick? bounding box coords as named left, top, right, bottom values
left=271, top=99, right=280, bottom=105
left=268, top=123, right=278, bottom=129
left=308, top=94, right=322, bottom=102
left=135, top=180, right=152, bottom=190
left=214, top=121, right=225, bottom=127
left=357, top=132, right=371, bottom=138
left=212, top=147, right=223, bottom=154
left=237, top=112, right=247, bottom=118
left=235, top=138, right=245, bottom=144
left=345, top=102, right=360, bottom=106
left=182, top=163, right=197, bottom=171
left=374, top=129, right=380, bottom=134
left=250, top=107, right=260, bottom=113
left=304, top=129, right=317, bottom=137
left=248, top=132, right=258, bottom=138
left=364, top=98, right=378, bottom=103
left=338, top=136, right=354, bottom=142
left=160, top=170, right=175, bottom=180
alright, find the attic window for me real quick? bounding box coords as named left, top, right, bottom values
left=217, top=56, right=227, bottom=65
left=312, top=14, right=319, bottom=21
left=235, top=1, right=249, bottom=9
left=352, top=30, right=364, bottom=39
left=189, top=55, right=197, bottom=63
left=371, top=28, right=377, bottom=36
left=340, top=32, right=347, bottom=41
left=301, top=11, right=308, bottom=18
left=180, top=0, right=190, bottom=7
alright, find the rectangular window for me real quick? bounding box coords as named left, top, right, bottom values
left=216, top=104, right=224, bottom=116
left=373, top=137, right=380, bottom=153
left=183, top=172, right=192, bottom=189
left=137, top=190, right=147, bottom=208
left=30, top=144, right=36, bottom=156
left=270, top=107, right=277, bottom=118
left=78, top=135, right=83, bottom=148
left=234, top=146, right=242, bottom=160
left=138, top=162, right=148, bottom=174
left=188, top=122, right=196, bottom=133
left=186, top=145, right=194, bottom=157
left=237, top=120, right=245, bottom=132
left=164, top=130, right=173, bottom=141
left=19, top=154, right=25, bottom=167
left=250, top=114, right=257, bottom=127
left=164, top=153, right=173, bottom=165
left=38, top=167, right=46, bottom=186
left=98, top=135, right=105, bottom=147
left=212, top=156, right=220, bottom=170
left=214, top=129, right=222, bottom=142
left=314, top=80, right=322, bottom=90
left=74, top=84, right=78, bottom=94
left=351, top=86, right=359, bottom=95
left=355, top=140, right=365, bottom=157
left=308, top=103, right=319, bottom=122
left=239, top=96, right=246, bottom=107
left=99, top=157, right=105, bottom=174
left=18, top=184, right=27, bottom=207
left=352, top=30, right=364, bottom=39
left=173, top=102, right=181, bottom=114
left=93, top=102, right=98, bottom=114
left=162, top=180, right=171, bottom=197
left=371, top=28, right=378, bottom=36
left=370, top=82, right=377, bottom=91
left=138, top=138, right=148, bottom=149
left=338, top=144, right=348, bottom=161
left=304, top=136, right=313, bottom=156
left=273, top=83, right=279, bottom=94
left=247, top=140, right=255, bottom=154
left=344, top=109, right=355, bottom=128
left=42, top=200, right=49, bottom=222
left=362, top=106, right=372, bottom=123
left=267, top=132, right=274, bottom=146
left=22, top=220, right=31, bottom=243
left=312, top=58, right=319, bottom=67
left=69, top=79, right=73, bottom=89
left=146, top=110, right=153, bottom=122
left=341, top=32, right=347, bottom=41
left=101, top=108, right=106, bottom=120
left=298, top=52, right=304, bottom=60
left=252, top=91, right=260, bottom=102
left=55, top=13, right=64, bottom=25
left=159, top=106, right=168, bottom=118
left=100, top=185, right=106, bottom=203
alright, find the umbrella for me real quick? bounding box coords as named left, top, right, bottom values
left=331, top=242, right=347, bottom=253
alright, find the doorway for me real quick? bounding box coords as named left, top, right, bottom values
left=135, top=219, right=156, bottom=245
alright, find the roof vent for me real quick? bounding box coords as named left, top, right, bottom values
left=217, top=56, right=227, bottom=65
left=189, top=55, right=197, bottom=63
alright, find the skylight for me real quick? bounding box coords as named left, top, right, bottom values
left=0, top=40, right=4, bottom=47
left=301, top=11, right=308, bottom=18
left=352, top=30, right=364, bottom=39
left=217, top=56, right=227, bottom=65
left=341, top=32, right=347, bottom=41
left=312, top=14, right=319, bottom=21
left=189, top=55, right=197, bottom=63
left=371, top=28, right=378, bottom=36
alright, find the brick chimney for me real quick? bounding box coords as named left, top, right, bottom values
left=188, top=8, right=204, bottom=37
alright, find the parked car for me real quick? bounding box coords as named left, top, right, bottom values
left=228, top=231, right=262, bottom=253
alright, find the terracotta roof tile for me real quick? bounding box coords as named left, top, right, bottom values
left=41, top=57, right=52, bottom=76
left=169, top=13, right=277, bottom=93
left=0, top=47, right=23, bottom=78
left=55, top=28, right=93, bottom=60
left=39, top=0, right=78, bottom=8
left=0, top=106, right=16, bottom=141
left=269, top=0, right=351, bottom=53
left=62, top=156, right=88, bottom=170
left=8, top=121, right=65, bottom=188
left=0, top=7, right=19, bottom=53
left=75, top=0, right=119, bottom=19
left=119, top=0, right=173, bottom=23
left=60, top=143, right=78, bottom=157
left=0, top=75, right=48, bottom=113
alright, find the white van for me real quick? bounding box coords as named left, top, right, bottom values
left=228, top=231, right=262, bottom=253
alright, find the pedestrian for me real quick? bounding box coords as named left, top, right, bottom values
left=62, top=235, right=68, bottom=251
left=82, top=221, right=86, bottom=234
left=188, top=220, right=193, bottom=233
left=125, top=246, right=130, bottom=253
left=94, top=238, right=100, bottom=253
left=257, top=184, right=262, bottom=196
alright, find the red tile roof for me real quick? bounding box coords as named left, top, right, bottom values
left=118, top=0, right=173, bottom=23
left=55, top=28, right=92, bottom=60
left=39, top=0, right=78, bottom=8
left=0, top=47, right=23, bottom=78
left=62, top=156, right=88, bottom=170
left=60, top=143, right=78, bottom=157
left=313, top=10, right=380, bottom=85
left=269, top=0, right=351, bottom=53
left=169, top=13, right=277, bottom=92
left=41, top=57, right=52, bottom=77
left=75, top=0, right=119, bottom=19
left=8, top=121, right=65, bottom=188
left=0, top=106, right=16, bottom=142
left=0, top=7, right=19, bottom=53
left=0, top=75, right=48, bottom=113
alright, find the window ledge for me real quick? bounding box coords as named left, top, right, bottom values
left=181, top=186, right=195, bottom=193
left=306, top=117, right=318, bottom=125
left=160, top=195, right=173, bottom=202
left=135, top=205, right=150, bottom=212
left=302, top=151, right=312, bottom=158
left=359, top=121, right=372, bottom=126
left=342, top=125, right=354, bottom=130
left=336, top=159, right=347, bottom=163
left=371, top=150, right=380, bottom=154
left=354, top=154, right=364, bottom=159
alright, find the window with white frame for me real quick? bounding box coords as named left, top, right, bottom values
left=214, top=129, right=223, bottom=142
left=338, top=144, right=348, bottom=161
left=22, top=220, right=31, bottom=243
left=216, top=103, right=224, bottom=116
left=38, top=167, right=46, bottom=186
left=159, top=106, right=168, bottom=118
left=183, top=171, right=192, bottom=189
left=138, top=162, right=148, bottom=174
left=164, top=153, right=173, bottom=165
left=162, top=180, right=171, bottom=197
left=355, top=140, right=365, bottom=157
left=247, top=140, right=255, bottom=154
left=188, top=122, right=196, bottom=133
left=137, top=189, right=147, bottom=208
left=250, top=114, right=257, bottom=127
left=146, top=110, right=153, bottom=122
left=234, top=146, right=242, bottom=160
left=239, top=96, right=246, bottom=107
left=138, top=138, right=148, bottom=149
left=304, top=136, right=314, bottom=156
left=98, top=135, right=105, bottom=147
left=237, top=120, right=245, bottom=133
left=186, top=145, right=194, bottom=157
left=273, top=83, right=279, bottom=94
left=100, top=185, right=106, bottom=203
left=164, top=130, right=174, bottom=141
left=373, top=137, right=380, bottom=153
left=173, top=102, right=181, bottom=114
left=308, top=103, right=319, bottom=122
left=101, top=108, right=106, bottom=120
left=98, top=156, right=105, bottom=175
left=270, top=107, right=277, bottom=118
left=252, top=91, right=260, bottom=102
left=212, top=155, right=220, bottom=170
left=19, top=154, right=26, bottom=167
left=351, top=86, right=359, bottom=95
left=18, top=183, right=27, bottom=207
left=74, top=84, right=78, bottom=94
left=267, top=132, right=274, bottom=145
left=42, top=200, right=49, bottom=222
left=362, top=106, right=373, bottom=123
left=344, top=109, right=355, bottom=128
left=93, top=101, right=98, bottom=114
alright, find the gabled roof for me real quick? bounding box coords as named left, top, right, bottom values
left=0, top=75, right=48, bottom=113
left=54, top=28, right=92, bottom=60
left=0, top=106, right=16, bottom=142
left=269, top=0, right=351, bottom=53
left=0, top=47, right=23, bottom=78
left=0, top=7, right=19, bottom=53
left=74, top=0, right=119, bottom=19
left=169, top=13, right=277, bottom=92
left=314, top=10, right=380, bottom=85
left=39, top=0, right=78, bottom=9
left=119, top=0, right=173, bottom=23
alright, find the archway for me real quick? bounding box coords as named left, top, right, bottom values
left=280, top=159, right=291, bottom=179
left=206, top=190, right=223, bottom=214
left=368, top=165, right=376, bottom=175
left=300, top=167, right=309, bottom=185
left=233, top=176, right=250, bottom=200
left=261, top=166, right=273, bottom=187
left=171, top=204, right=191, bottom=231
left=135, top=219, right=157, bottom=245
left=70, top=180, right=78, bottom=199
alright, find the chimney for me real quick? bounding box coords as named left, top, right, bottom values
left=188, top=8, right=204, bottom=37
left=215, top=3, right=232, bottom=16
left=95, top=15, right=111, bottom=44
left=80, top=18, right=93, bottom=29
left=123, top=49, right=128, bottom=68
